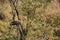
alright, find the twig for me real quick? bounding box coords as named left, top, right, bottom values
left=9, top=0, right=24, bottom=40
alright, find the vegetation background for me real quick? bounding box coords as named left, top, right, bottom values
left=0, top=0, right=60, bottom=40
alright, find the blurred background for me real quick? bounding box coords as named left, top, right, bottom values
left=0, top=0, right=60, bottom=40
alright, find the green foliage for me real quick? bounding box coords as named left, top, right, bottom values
left=46, top=0, right=51, bottom=2
left=0, top=21, right=18, bottom=40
